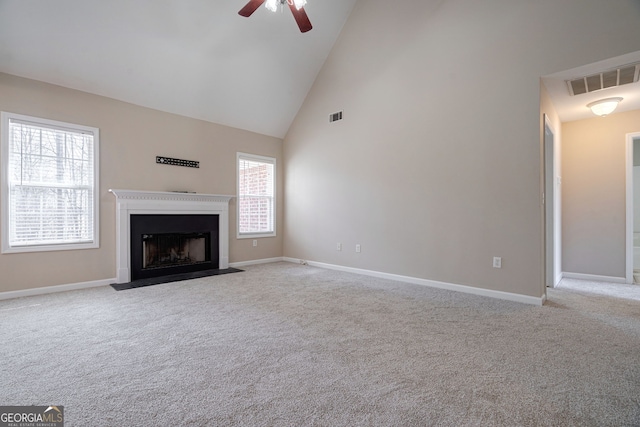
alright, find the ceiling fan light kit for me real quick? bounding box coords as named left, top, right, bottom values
left=264, top=0, right=278, bottom=12
left=265, top=0, right=306, bottom=12
left=239, top=0, right=313, bottom=33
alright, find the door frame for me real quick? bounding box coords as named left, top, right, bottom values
left=543, top=114, right=561, bottom=288
left=625, top=132, right=640, bottom=284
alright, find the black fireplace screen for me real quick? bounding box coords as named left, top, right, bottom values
left=142, top=232, right=210, bottom=270
left=130, top=214, right=219, bottom=281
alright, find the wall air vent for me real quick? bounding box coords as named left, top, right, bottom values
left=329, top=111, right=343, bottom=123
left=566, top=64, right=640, bottom=96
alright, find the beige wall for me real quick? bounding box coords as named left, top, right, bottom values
left=562, top=109, right=640, bottom=278
left=283, top=0, right=640, bottom=298
left=0, top=73, right=283, bottom=292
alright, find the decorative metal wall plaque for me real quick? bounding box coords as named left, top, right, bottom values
left=156, top=156, right=199, bottom=168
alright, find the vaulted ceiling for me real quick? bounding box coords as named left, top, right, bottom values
left=0, top=0, right=357, bottom=138
left=3, top=1, right=640, bottom=134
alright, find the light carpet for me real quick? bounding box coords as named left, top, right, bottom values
left=1, top=262, right=639, bottom=426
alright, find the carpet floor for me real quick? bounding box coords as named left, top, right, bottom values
left=0, top=262, right=639, bottom=426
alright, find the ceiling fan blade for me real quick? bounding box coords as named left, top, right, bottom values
left=238, top=0, right=266, bottom=17
left=288, top=3, right=313, bottom=33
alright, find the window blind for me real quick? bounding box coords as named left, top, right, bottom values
left=238, top=155, right=275, bottom=235
left=7, top=119, right=95, bottom=247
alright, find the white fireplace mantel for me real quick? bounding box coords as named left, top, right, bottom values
left=109, top=189, right=234, bottom=283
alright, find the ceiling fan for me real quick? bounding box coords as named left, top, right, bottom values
left=238, top=0, right=313, bottom=33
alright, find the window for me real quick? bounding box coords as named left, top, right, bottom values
left=1, top=112, right=99, bottom=253
left=237, top=152, right=275, bottom=238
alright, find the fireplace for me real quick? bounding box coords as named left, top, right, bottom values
left=110, top=190, right=233, bottom=284
left=130, top=214, right=219, bottom=281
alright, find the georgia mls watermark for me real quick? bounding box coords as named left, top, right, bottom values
left=0, top=406, right=63, bottom=427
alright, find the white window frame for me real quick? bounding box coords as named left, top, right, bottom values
left=1, top=112, right=100, bottom=253
left=237, top=152, right=276, bottom=239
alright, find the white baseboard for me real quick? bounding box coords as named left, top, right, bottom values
left=1, top=258, right=546, bottom=306
left=229, top=257, right=285, bottom=268
left=554, top=272, right=563, bottom=287
left=283, top=257, right=544, bottom=306
left=0, top=278, right=116, bottom=301
left=561, top=272, right=627, bottom=284
left=0, top=258, right=287, bottom=301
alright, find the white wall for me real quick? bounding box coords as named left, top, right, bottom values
left=283, top=0, right=640, bottom=298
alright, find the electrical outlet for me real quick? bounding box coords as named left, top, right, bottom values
left=356, top=244, right=361, bottom=253
left=337, top=243, right=342, bottom=251
left=493, top=257, right=502, bottom=268
left=252, top=240, right=257, bottom=247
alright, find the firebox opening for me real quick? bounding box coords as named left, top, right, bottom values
left=142, top=232, right=210, bottom=270
left=130, top=213, right=219, bottom=281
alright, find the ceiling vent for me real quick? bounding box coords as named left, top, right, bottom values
left=329, top=111, right=343, bottom=123
left=566, top=64, right=640, bottom=96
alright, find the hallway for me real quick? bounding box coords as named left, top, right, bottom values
left=554, top=277, right=640, bottom=301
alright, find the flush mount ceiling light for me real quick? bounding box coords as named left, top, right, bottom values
left=587, top=97, right=623, bottom=117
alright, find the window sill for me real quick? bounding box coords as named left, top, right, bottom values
left=1, top=241, right=99, bottom=254
left=237, top=232, right=276, bottom=239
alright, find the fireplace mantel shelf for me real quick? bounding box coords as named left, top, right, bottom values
left=109, top=189, right=235, bottom=204
left=110, top=189, right=234, bottom=284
